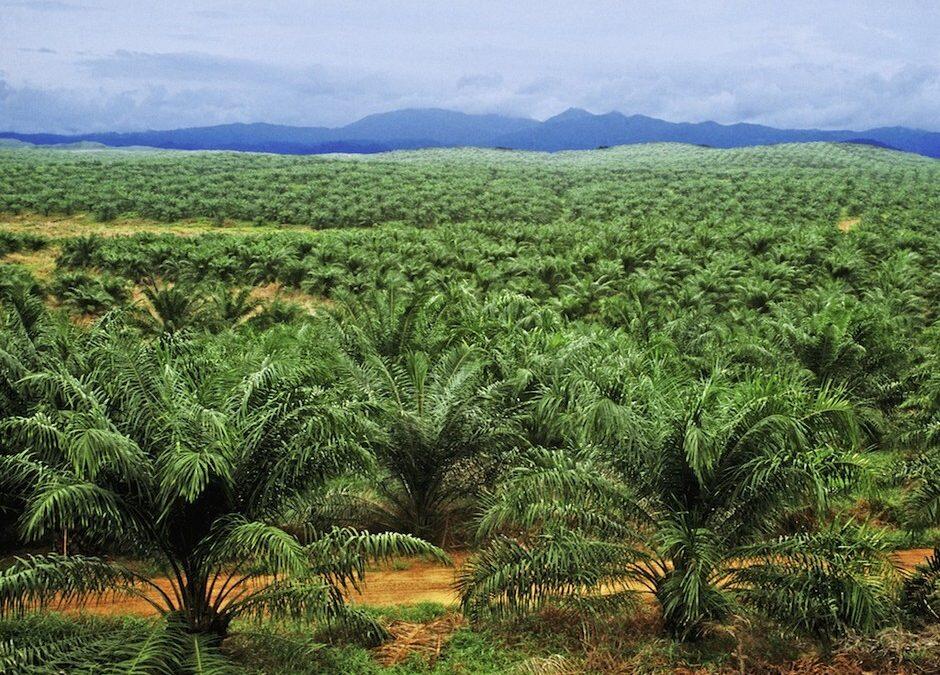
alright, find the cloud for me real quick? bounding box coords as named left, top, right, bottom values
left=190, top=9, right=229, bottom=19
left=439, top=58, right=940, bottom=131
left=2, top=14, right=939, bottom=135
left=4, top=54, right=939, bottom=134
left=0, top=1, right=96, bottom=11
left=0, top=1, right=937, bottom=133
left=0, top=78, right=242, bottom=133
left=0, top=56, right=408, bottom=132
left=74, top=51, right=397, bottom=100
left=456, top=73, right=503, bottom=90
left=78, top=51, right=304, bottom=85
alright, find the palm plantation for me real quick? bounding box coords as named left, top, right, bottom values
left=0, top=142, right=937, bottom=671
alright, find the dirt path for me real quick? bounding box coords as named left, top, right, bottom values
left=65, top=554, right=467, bottom=617
left=59, top=549, right=933, bottom=617
left=890, top=547, right=933, bottom=569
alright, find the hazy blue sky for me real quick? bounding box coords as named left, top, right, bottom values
left=1, top=1, right=938, bottom=133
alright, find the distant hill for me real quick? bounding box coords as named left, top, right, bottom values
left=492, top=112, right=940, bottom=157
left=2, top=108, right=938, bottom=158
left=338, top=108, right=538, bottom=146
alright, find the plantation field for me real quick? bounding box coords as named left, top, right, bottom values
left=1, top=142, right=939, bottom=673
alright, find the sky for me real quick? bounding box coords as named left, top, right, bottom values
left=1, top=1, right=938, bottom=133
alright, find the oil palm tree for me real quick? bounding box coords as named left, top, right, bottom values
left=336, top=345, right=522, bottom=546
left=56, top=234, right=103, bottom=269
left=316, top=287, right=519, bottom=545
left=0, top=338, right=447, bottom=659
left=459, top=375, right=897, bottom=643
left=206, top=285, right=259, bottom=329
left=899, top=444, right=940, bottom=625
left=134, top=280, right=208, bottom=336
left=333, top=286, right=447, bottom=362
left=782, top=295, right=908, bottom=411
left=0, top=276, right=53, bottom=417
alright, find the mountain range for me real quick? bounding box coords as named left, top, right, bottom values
left=2, top=108, right=938, bottom=158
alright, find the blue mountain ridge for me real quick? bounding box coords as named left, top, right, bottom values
left=2, top=108, right=937, bottom=158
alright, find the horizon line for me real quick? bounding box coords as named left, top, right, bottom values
left=2, top=106, right=938, bottom=137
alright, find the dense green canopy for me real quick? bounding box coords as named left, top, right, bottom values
left=0, top=142, right=937, bottom=670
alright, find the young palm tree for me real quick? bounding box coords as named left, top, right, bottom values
left=134, top=280, right=208, bottom=336
left=900, top=455, right=940, bottom=625
left=207, top=285, right=259, bottom=329
left=56, top=234, right=103, bottom=268
left=459, top=375, right=897, bottom=642
left=0, top=338, right=447, bottom=653
left=336, top=345, right=521, bottom=546
left=782, top=295, right=908, bottom=411
left=316, top=286, right=520, bottom=545
left=0, top=277, right=54, bottom=417
left=333, top=286, right=448, bottom=362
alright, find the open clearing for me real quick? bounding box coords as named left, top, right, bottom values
left=0, top=213, right=283, bottom=238
left=0, top=248, right=58, bottom=279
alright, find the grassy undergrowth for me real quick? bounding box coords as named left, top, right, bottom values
left=5, top=605, right=939, bottom=674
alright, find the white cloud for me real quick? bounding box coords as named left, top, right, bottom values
left=0, top=2, right=938, bottom=132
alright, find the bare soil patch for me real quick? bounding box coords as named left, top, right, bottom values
left=62, top=553, right=466, bottom=617
left=838, top=217, right=860, bottom=233
left=250, top=282, right=334, bottom=314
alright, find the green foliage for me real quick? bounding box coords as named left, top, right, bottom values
left=0, top=613, right=184, bottom=674
left=1, top=142, right=938, bottom=668
left=2, top=144, right=937, bottom=228
left=0, top=324, right=448, bottom=667
left=50, top=271, right=130, bottom=315
left=460, top=375, right=898, bottom=643
left=0, top=231, right=46, bottom=256
left=329, top=290, right=523, bottom=545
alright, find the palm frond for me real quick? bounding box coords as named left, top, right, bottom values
left=458, top=531, right=640, bottom=620
left=0, top=554, right=141, bottom=615
left=198, top=516, right=308, bottom=578
left=306, top=528, right=450, bottom=592
left=732, top=521, right=898, bottom=641
left=181, top=633, right=231, bottom=675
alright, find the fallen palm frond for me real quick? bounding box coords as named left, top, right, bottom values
left=372, top=612, right=465, bottom=666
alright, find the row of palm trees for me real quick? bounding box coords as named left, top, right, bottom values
left=0, top=280, right=937, bottom=669
left=3, top=143, right=936, bottom=228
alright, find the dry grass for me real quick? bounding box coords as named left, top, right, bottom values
left=837, top=217, right=861, bottom=233
left=511, top=654, right=581, bottom=674
left=1, top=247, right=59, bottom=279
left=0, top=213, right=270, bottom=238
left=372, top=612, right=465, bottom=667
left=249, top=282, right=334, bottom=314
